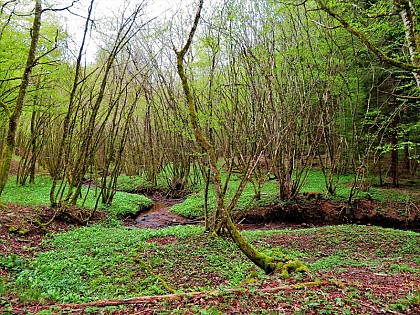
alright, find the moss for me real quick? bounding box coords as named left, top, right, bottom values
left=276, top=260, right=309, bottom=278
left=18, top=228, right=30, bottom=236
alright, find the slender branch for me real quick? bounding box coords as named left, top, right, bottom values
left=367, top=12, right=398, bottom=18
left=0, top=100, right=10, bottom=117
left=42, top=0, right=80, bottom=12
left=315, top=0, right=420, bottom=73
left=175, top=0, right=204, bottom=58
left=379, top=90, right=420, bottom=99
left=312, top=19, right=341, bottom=30
left=173, top=0, right=210, bottom=152
left=0, top=77, right=22, bottom=82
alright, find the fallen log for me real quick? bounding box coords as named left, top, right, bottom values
left=40, top=280, right=334, bottom=311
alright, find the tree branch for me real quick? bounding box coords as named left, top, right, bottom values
left=0, top=100, right=10, bottom=117
left=379, top=90, right=420, bottom=99
left=40, top=281, right=333, bottom=311
left=315, top=0, right=420, bottom=73
left=175, top=0, right=204, bottom=58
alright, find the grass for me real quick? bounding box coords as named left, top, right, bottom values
left=170, top=176, right=280, bottom=219
left=169, top=168, right=418, bottom=219
left=13, top=225, right=204, bottom=303
left=1, top=176, right=152, bottom=218
left=3, top=224, right=419, bottom=313
left=1, top=171, right=418, bottom=313
left=116, top=175, right=159, bottom=192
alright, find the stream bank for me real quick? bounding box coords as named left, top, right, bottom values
left=123, top=192, right=419, bottom=231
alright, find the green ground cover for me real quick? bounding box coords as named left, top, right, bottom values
left=1, top=176, right=152, bottom=218
left=163, top=169, right=417, bottom=219
left=1, top=225, right=418, bottom=314
left=1, top=172, right=418, bottom=314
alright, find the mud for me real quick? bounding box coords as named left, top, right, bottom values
left=124, top=193, right=199, bottom=229
left=125, top=194, right=420, bottom=231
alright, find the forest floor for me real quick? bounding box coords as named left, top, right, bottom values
left=1, top=194, right=419, bottom=314
left=128, top=190, right=420, bottom=232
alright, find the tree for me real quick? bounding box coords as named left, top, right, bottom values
left=174, top=0, right=307, bottom=276
left=313, top=0, right=420, bottom=187
left=49, top=0, right=149, bottom=209
left=314, top=0, right=420, bottom=85
left=0, top=0, right=43, bottom=196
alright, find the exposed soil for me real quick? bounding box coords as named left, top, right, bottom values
left=123, top=192, right=420, bottom=232
left=0, top=204, right=106, bottom=260
left=242, top=197, right=419, bottom=231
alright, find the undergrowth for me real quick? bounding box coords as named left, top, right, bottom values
left=6, top=224, right=419, bottom=310
left=1, top=176, right=152, bottom=219
left=167, top=169, right=418, bottom=219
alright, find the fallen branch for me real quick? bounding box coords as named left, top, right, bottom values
left=41, top=281, right=334, bottom=311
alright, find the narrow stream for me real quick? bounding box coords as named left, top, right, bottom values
left=135, top=201, right=167, bottom=218
left=133, top=197, right=197, bottom=229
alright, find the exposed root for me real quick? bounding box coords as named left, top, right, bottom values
left=135, top=256, right=177, bottom=294
left=276, top=260, right=310, bottom=278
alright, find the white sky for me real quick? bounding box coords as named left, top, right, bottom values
left=55, top=0, right=212, bottom=62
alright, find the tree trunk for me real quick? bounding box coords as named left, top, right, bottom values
left=403, top=141, right=410, bottom=174
left=0, top=0, right=42, bottom=196
left=49, top=0, right=94, bottom=207
left=174, top=0, right=307, bottom=276
left=390, top=126, right=399, bottom=187
left=394, top=0, right=420, bottom=87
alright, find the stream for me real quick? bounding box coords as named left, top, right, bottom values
left=133, top=198, right=198, bottom=229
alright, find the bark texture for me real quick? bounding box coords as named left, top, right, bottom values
left=174, top=0, right=307, bottom=275
left=0, top=0, right=42, bottom=196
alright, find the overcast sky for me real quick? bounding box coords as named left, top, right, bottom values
left=55, top=0, right=209, bottom=62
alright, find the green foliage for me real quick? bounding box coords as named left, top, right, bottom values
left=96, top=193, right=152, bottom=219
left=170, top=168, right=416, bottom=219
left=13, top=225, right=228, bottom=303
left=391, top=290, right=420, bottom=312
left=0, top=254, right=26, bottom=272
left=9, top=224, right=419, bottom=310
left=170, top=175, right=279, bottom=218
left=116, top=175, right=160, bottom=192
left=1, top=176, right=152, bottom=219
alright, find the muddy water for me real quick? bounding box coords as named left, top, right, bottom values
left=134, top=199, right=197, bottom=229
left=136, top=201, right=167, bottom=217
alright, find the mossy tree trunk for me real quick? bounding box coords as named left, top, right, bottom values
left=174, top=0, right=307, bottom=275
left=0, top=0, right=42, bottom=196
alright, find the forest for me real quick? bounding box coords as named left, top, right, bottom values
left=0, top=0, right=419, bottom=314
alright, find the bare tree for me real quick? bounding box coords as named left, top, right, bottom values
left=174, top=0, right=307, bottom=275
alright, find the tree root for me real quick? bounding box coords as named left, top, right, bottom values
left=135, top=256, right=177, bottom=294
left=0, top=202, right=9, bottom=211
left=39, top=281, right=334, bottom=311
left=276, top=260, right=310, bottom=278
